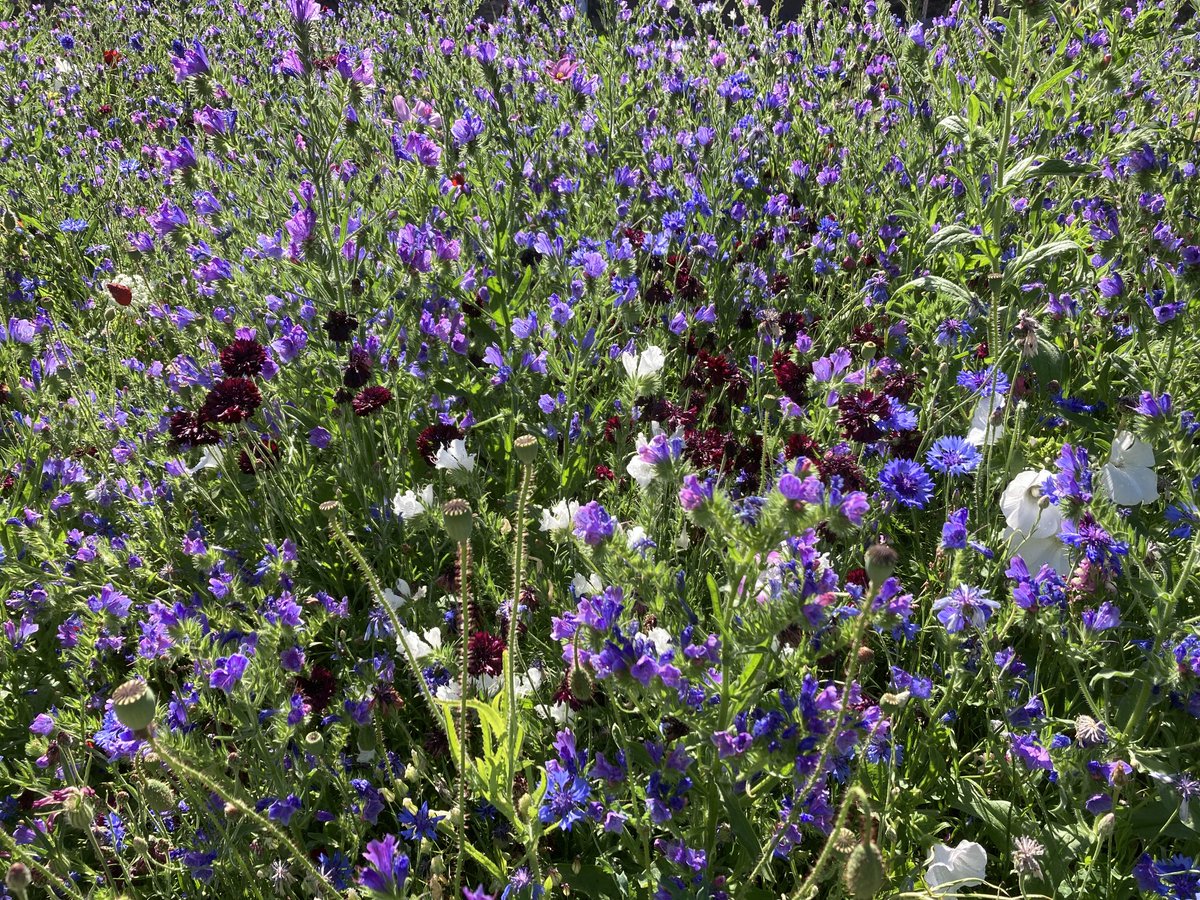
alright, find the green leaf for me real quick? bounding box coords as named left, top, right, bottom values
left=1004, top=240, right=1083, bottom=285
left=1028, top=64, right=1077, bottom=105
left=895, top=275, right=975, bottom=307
left=925, top=224, right=981, bottom=256
left=719, top=780, right=762, bottom=857
left=564, top=864, right=625, bottom=898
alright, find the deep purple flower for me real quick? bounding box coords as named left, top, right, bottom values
left=878, top=459, right=935, bottom=509
left=358, top=835, right=409, bottom=894
left=210, top=654, right=249, bottom=692
left=932, top=584, right=998, bottom=633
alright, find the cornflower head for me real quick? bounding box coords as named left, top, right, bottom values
left=878, top=458, right=935, bottom=509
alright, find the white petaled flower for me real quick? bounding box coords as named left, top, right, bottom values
left=393, top=484, right=434, bottom=520
left=475, top=667, right=542, bottom=699
left=540, top=499, right=580, bottom=533
left=1099, top=430, right=1157, bottom=506
left=188, top=446, right=224, bottom=476
left=1000, top=469, right=1061, bottom=540
left=621, top=345, right=666, bottom=381
left=398, top=626, right=441, bottom=661
left=571, top=572, right=604, bottom=596
left=382, top=578, right=425, bottom=611
left=925, top=840, right=988, bottom=897
left=433, top=439, right=475, bottom=473
left=965, top=393, right=1006, bottom=447
left=1001, top=527, right=1072, bottom=577
left=626, top=424, right=685, bottom=490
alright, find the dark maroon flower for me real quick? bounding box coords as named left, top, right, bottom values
left=850, top=321, right=886, bottom=352
left=168, top=410, right=220, bottom=448
left=106, top=282, right=133, bottom=306
left=351, top=386, right=392, bottom=417
left=670, top=254, right=704, bottom=300
left=467, top=631, right=506, bottom=677
left=594, top=465, right=615, bottom=481
left=837, top=389, right=891, bottom=442
left=772, top=350, right=810, bottom=406
left=643, top=276, right=672, bottom=306
left=417, top=422, right=464, bottom=465
left=553, top=675, right=585, bottom=711
left=770, top=272, right=790, bottom=296
left=322, top=309, right=358, bottom=343
left=237, top=436, right=280, bottom=474
left=622, top=226, right=645, bottom=249
left=888, top=428, right=923, bottom=460
left=784, top=433, right=821, bottom=462
left=333, top=387, right=354, bottom=405
left=817, top=450, right=868, bottom=493
left=342, top=347, right=373, bottom=389
left=219, top=339, right=267, bottom=377
left=684, top=350, right=746, bottom=401
left=295, top=666, right=337, bottom=715
left=881, top=369, right=920, bottom=403
left=199, top=377, right=262, bottom=425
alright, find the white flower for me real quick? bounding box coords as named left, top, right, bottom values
left=398, top=626, right=441, bottom=661
left=104, top=273, right=153, bottom=311
left=626, top=454, right=659, bottom=490
left=474, top=667, right=543, bottom=699
left=382, top=579, right=425, bottom=611
left=393, top=484, right=434, bottom=520
left=188, top=446, right=224, bottom=476
left=965, top=393, right=1006, bottom=447
left=645, top=627, right=673, bottom=655
left=1000, top=469, right=1061, bottom=540
left=571, top=572, right=604, bottom=596
left=540, top=499, right=580, bottom=533
left=1001, top=527, right=1072, bottom=577
left=1099, top=430, right=1157, bottom=506
left=925, top=840, right=988, bottom=897
left=620, top=345, right=666, bottom=381
left=433, top=439, right=475, bottom=473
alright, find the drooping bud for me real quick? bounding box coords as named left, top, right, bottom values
left=864, top=540, right=898, bottom=588
left=844, top=841, right=886, bottom=899
left=442, top=499, right=473, bottom=544
left=568, top=662, right=594, bottom=703
left=112, top=679, right=157, bottom=734
left=513, top=434, right=538, bottom=466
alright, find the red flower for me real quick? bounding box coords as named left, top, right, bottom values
left=836, top=389, right=891, bottom=443
left=322, top=309, right=358, bottom=343
left=200, top=378, right=262, bottom=425
left=342, top=347, right=372, bottom=389
left=219, top=339, right=267, bottom=377
left=106, top=282, right=133, bottom=306
left=467, top=631, right=506, bottom=677
left=351, top=386, right=392, bottom=417
left=771, top=350, right=810, bottom=406
left=168, top=410, right=220, bottom=448
left=103, top=49, right=122, bottom=67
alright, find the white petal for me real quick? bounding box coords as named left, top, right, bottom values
left=1100, top=462, right=1158, bottom=506
left=1109, top=430, right=1155, bottom=470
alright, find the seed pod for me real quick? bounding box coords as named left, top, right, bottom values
left=303, top=731, right=324, bottom=755
left=112, top=680, right=157, bottom=733
left=844, top=841, right=886, bottom=899
left=142, top=778, right=176, bottom=813
left=514, top=434, right=538, bottom=465
left=864, top=540, right=898, bottom=588
left=442, top=499, right=473, bottom=543
left=5, top=862, right=31, bottom=897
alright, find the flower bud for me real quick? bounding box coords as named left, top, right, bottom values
left=1095, top=812, right=1115, bottom=839
left=303, top=731, right=324, bottom=754
left=112, top=679, right=157, bottom=734
left=62, top=787, right=94, bottom=831
left=6, top=863, right=31, bottom=897
left=844, top=841, right=886, bottom=899
left=514, top=434, right=538, bottom=466
left=442, top=499, right=473, bottom=544
left=569, top=662, right=594, bottom=703
left=864, top=540, right=898, bottom=588
left=142, top=778, right=176, bottom=813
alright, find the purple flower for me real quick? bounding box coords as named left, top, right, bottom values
left=679, top=474, right=714, bottom=511
left=1059, top=513, right=1128, bottom=570
left=266, top=794, right=301, bottom=825
left=573, top=501, right=615, bottom=546
left=359, top=835, right=410, bottom=894
left=287, top=0, right=321, bottom=21
left=581, top=252, right=608, bottom=279
left=1134, top=390, right=1172, bottom=418
left=309, top=427, right=332, bottom=449
left=932, top=584, right=998, bottom=633
left=171, top=40, right=210, bottom=82
left=941, top=508, right=968, bottom=549
left=1082, top=601, right=1121, bottom=632
left=209, top=654, right=249, bottom=692
left=451, top=109, right=484, bottom=146
left=30, top=713, right=55, bottom=735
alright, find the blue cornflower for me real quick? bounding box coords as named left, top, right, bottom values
left=878, top=459, right=935, bottom=509
left=59, top=218, right=89, bottom=233
left=501, top=866, right=543, bottom=900
left=934, top=318, right=974, bottom=347
left=398, top=801, right=444, bottom=842
left=926, top=436, right=981, bottom=476
left=957, top=365, right=1010, bottom=396
left=932, top=584, right=999, bottom=633
left=318, top=851, right=352, bottom=891
left=538, top=762, right=591, bottom=831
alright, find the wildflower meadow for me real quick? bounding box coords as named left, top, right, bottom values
left=1, top=0, right=1199, bottom=896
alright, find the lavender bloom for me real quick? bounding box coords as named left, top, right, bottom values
left=932, top=584, right=999, bottom=633
left=573, top=501, right=615, bottom=546
left=358, top=835, right=409, bottom=894
left=171, top=40, right=210, bottom=82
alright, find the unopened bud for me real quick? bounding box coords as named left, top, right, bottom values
left=514, top=434, right=538, bottom=465
left=6, top=863, right=31, bottom=896
left=864, top=540, right=898, bottom=587
left=303, top=731, right=324, bottom=754
left=1095, top=812, right=1115, bottom=839
left=844, top=841, right=886, bottom=899
left=112, top=679, right=157, bottom=734
left=442, top=499, right=473, bottom=544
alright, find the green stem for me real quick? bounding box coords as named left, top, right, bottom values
left=455, top=539, right=473, bottom=899
left=506, top=463, right=534, bottom=782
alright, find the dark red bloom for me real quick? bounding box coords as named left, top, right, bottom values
left=553, top=675, right=585, bottom=711
left=670, top=254, right=704, bottom=301
left=351, top=386, right=392, bottom=417
left=219, top=339, right=267, bottom=378
left=784, top=433, right=821, bottom=462
left=322, top=309, right=358, bottom=343
left=643, top=276, right=672, bottom=306
left=342, top=347, right=373, bottom=389
left=199, top=378, right=261, bottom=425
left=168, top=410, right=220, bottom=448
left=684, top=427, right=733, bottom=470
left=622, top=227, right=645, bottom=249
left=106, top=282, right=133, bottom=306
left=850, top=322, right=886, bottom=352
left=684, top=350, right=746, bottom=402
left=817, top=450, right=868, bottom=493
left=467, top=631, right=506, bottom=677
left=845, top=567, right=869, bottom=588
left=237, top=436, right=281, bottom=474
left=295, top=666, right=338, bottom=715
left=837, top=389, right=891, bottom=442
left=881, top=370, right=920, bottom=403
left=772, top=350, right=811, bottom=406
left=417, top=422, right=464, bottom=465
left=594, top=465, right=615, bottom=481
left=103, top=49, right=122, bottom=67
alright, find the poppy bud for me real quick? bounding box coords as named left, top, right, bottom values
left=514, top=434, right=538, bottom=465
left=844, top=841, right=886, bottom=899
left=6, top=863, right=31, bottom=897
left=864, top=540, right=898, bottom=588
left=442, top=499, right=473, bottom=544
left=112, top=680, right=156, bottom=734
